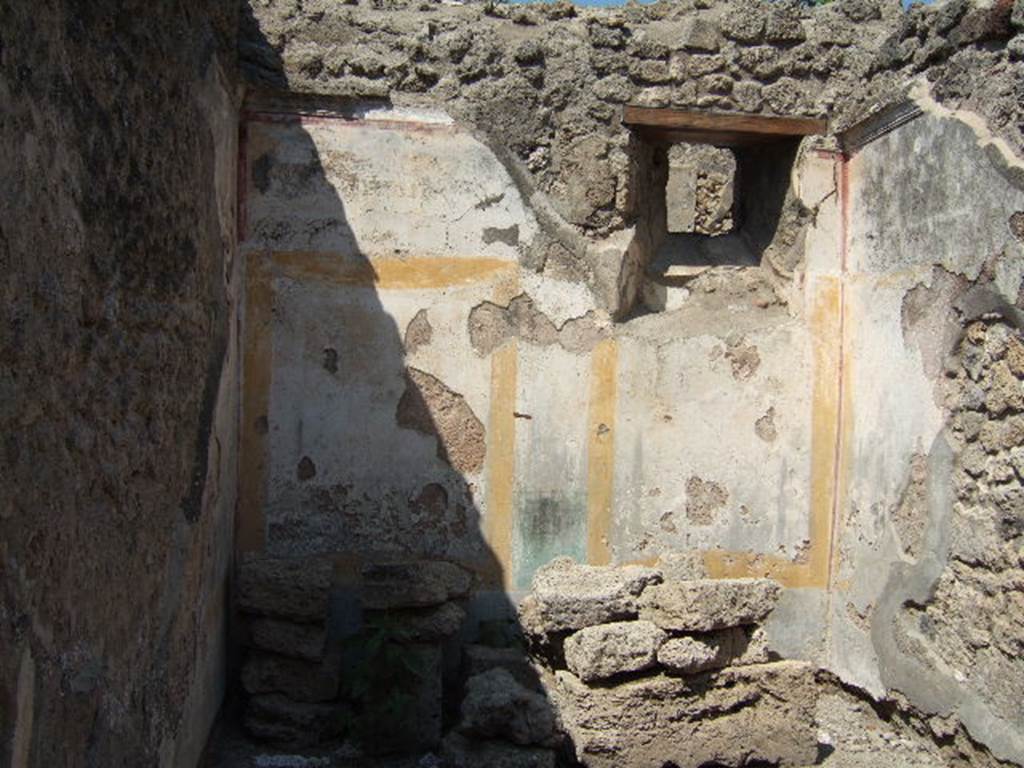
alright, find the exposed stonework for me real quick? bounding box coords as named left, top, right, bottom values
left=563, top=620, right=667, bottom=682
left=468, top=294, right=610, bottom=355
left=555, top=662, right=819, bottom=768
left=9, top=0, right=1024, bottom=765
left=640, top=578, right=781, bottom=632
left=1, top=1, right=240, bottom=764
left=396, top=367, right=487, bottom=474
left=404, top=308, right=434, bottom=355
left=516, top=561, right=812, bottom=768
left=684, top=475, right=729, bottom=524
left=518, top=557, right=662, bottom=635
left=237, top=556, right=333, bottom=622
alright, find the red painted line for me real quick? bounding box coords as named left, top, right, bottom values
left=826, top=151, right=851, bottom=591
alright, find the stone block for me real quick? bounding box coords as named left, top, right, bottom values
left=361, top=560, right=472, bottom=610
left=658, top=626, right=772, bottom=674
left=564, top=621, right=666, bottom=682
left=241, top=651, right=340, bottom=703
left=554, top=661, right=818, bottom=768
left=364, top=601, right=465, bottom=642
left=665, top=162, right=697, bottom=234
left=458, top=668, right=558, bottom=747
left=657, top=634, right=728, bottom=674
left=519, top=557, right=662, bottom=635
left=249, top=617, right=327, bottom=661
left=682, top=18, right=723, bottom=52
left=244, top=693, right=345, bottom=747
left=640, top=578, right=780, bottom=632
left=442, top=732, right=556, bottom=768
left=656, top=550, right=708, bottom=580
left=463, top=644, right=541, bottom=691
left=237, top=555, right=332, bottom=623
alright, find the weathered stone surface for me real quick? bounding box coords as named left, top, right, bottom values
left=657, top=634, right=728, bottom=674
left=365, top=601, right=466, bottom=642
left=241, top=651, right=340, bottom=703
left=555, top=661, right=819, bottom=768
left=682, top=18, right=724, bottom=52
left=721, top=3, right=766, bottom=43
left=458, top=668, right=557, bottom=747
left=657, top=550, right=709, bottom=580
left=520, top=557, right=662, bottom=635
left=442, top=732, right=556, bottom=768
left=464, top=644, right=542, bottom=691
left=564, top=621, right=666, bottom=682
left=237, top=556, right=333, bottom=623
left=361, top=560, right=472, bottom=609
left=249, top=617, right=327, bottom=661
left=640, top=578, right=781, bottom=632
left=658, top=626, right=772, bottom=674
left=244, top=693, right=345, bottom=747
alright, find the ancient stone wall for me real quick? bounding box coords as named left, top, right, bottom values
left=230, top=0, right=1024, bottom=764
left=4, top=0, right=1024, bottom=765
left=0, top=2, right=240, bottom=766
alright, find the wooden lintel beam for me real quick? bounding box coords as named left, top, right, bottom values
left=623, top=106, right=827, bottom=142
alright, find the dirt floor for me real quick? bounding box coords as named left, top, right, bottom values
left=203, top=684, right=952, bottom=768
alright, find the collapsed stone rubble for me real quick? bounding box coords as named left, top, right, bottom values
left=517, top=557, right=817, bottom=768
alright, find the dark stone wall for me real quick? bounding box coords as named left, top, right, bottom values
left=0, top=2, right=239, bottom=765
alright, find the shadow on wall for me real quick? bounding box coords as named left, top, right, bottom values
left=212, top=6, right=567, bottom=765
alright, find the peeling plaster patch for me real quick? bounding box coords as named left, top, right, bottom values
left=659, top=510, right=677, bottom=533
left=475, top=191, right=505, bottom=211
left=755, top=407, right=778, bottom=442
left=322, top=347, right=338, bottom=374
left=901, top=267, right=969, bottom=381
left=1010, top=211, right=1024, bottom=242
left=685, top=476, right=728, bottom=525
left=723, top=333, right=761, bottom=381
left=404, top=309, right=433, bottom=356
left=482, top=224, right=519, bottom=247
left=467, top=293, right=609, bottom=356
left=396, top=367, right=486, bottom=474
left=297, top=456, right=317, bottom=481
left=909, top=79, right=1024, bottom=192
left=411, top=483, right=448, bottom=519
left=890, top=453, right=928, bottom=560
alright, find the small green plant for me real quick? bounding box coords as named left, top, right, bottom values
left=340, top=623, right=431, bottom=750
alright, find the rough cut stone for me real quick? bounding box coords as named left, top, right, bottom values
left=464, top=644, right=542, bottom=691
left=361, top=560, right=472, bottom=609
left=682, top=18, right=723, bottom=52
left=244, top=693, right=345, bottom=747
left=554, top=661, right=818, bottom=768
left=658, top=626, right=772, bottom=674
left=237, top=556, right=332, bottom=623
left=365, top=601, right=466, bottom=642
left=458, top=668, right=557, bottom=747
left=519, top=557, right=662, bottom=635
left=564, top=621, right=666, bottom=682
left=241, top=651, right=340, bottom=703
left=657, top=634, right=727, bottom=674
left=640, top=578, right=781, bottom=632
left=442, top=732, right=556, bottom=768
left=249, top=617, right=327, bottom=661
left=657, top=550, right=708, bottom=581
